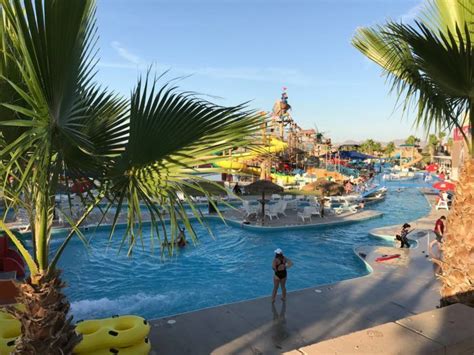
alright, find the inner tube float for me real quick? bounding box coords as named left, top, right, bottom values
left=74, top=315, right=150, bottom=354
left=79, top=337, right=151, bottom=355
left=375, top=254, right=401, bottom=262
left=0, top=310, right=21, bottom=354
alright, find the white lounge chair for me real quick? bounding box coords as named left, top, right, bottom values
left=308, top=206, right=321, bottom=218
left=265, top=204, right=280, bottom=220
left=271, top=194, right=282, bottom=201
left=286, top=199, right=298, bottom=210
left=334, top=204, right=358, bottom=215
left=297, top=206, right=313, bottom=223
left=276, top=201, right=288, bottom=216
left=283, top=195, right=293, bottom=201
left=242, top=201, right=258, bottom=218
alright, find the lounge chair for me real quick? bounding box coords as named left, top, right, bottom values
left=334, top=204, right=358, bottom=215
left=286, top=199, right=298, bottom=210
left=242, top=201, right=258, bottom=218
left=283, top=195, right=293, bottom=201
left=308, top=206, right=321, bottom=218
left=297, top=206, right=313, bottom=223
left=265, top=204, right=280, bottom=220
left=276, top=201, right=288, bottom=216
left=271, top=194, right=282, bottom=201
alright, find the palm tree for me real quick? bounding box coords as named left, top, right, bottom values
left=428, top=133, right=440, bottom=162
left=0, top=0, right=261, bottom=352
left=405, top=135, right=420, bottom=146
left=384, top=141, right=396, bottom=157
left=353, top=0, right=474, bottom=306
left=360, top=139, right=376, bottom=154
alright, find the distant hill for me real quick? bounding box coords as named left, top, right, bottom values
left=335, top=138, right=426, bottom=148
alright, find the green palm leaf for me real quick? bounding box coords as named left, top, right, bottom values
left=0, top=0, right=262, bottom=272
left=352, top=0, right=474, bottom=149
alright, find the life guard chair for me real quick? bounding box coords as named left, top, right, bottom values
left=435, top=198, right=449, bottom=211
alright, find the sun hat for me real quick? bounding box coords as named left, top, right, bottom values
left=274, top=248, right=283, bottom=254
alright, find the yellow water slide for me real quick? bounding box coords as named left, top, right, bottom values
left=401, top=149, right=423, bottom=169
left=215, top=138, right=287, bottom=176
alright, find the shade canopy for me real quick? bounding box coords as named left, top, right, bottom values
left=245, top=180, right=283, bottom=195
left=432, top=181, right=456, bottom=191
left=425, top=164, right=439, bottom=172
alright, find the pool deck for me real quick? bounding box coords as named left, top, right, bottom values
left=148, top=191, right=445, bottom=354
left=220, top=208, right=383, bottom=231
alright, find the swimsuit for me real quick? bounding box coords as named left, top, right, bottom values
left=274, top=258, right=287, bottom=279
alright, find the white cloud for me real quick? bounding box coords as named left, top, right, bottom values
left=101, top=41, right=312, bottom=86
left=110, top=41, right=143, bottom=65
left=400, top=2, right=425, bottom=23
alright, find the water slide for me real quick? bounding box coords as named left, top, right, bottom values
left=401, top=150, right=423, bottom=169
left=214, top=138, right=290, bottom=179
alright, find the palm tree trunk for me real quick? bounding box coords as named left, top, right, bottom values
left=439, top=158, right=474, bottom=307
left=11, top=270, right=81, bottom=354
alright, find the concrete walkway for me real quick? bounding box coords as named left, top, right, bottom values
left=286, top=303, right=474, bottom=354
left=148, top=191, right=444, bottom=355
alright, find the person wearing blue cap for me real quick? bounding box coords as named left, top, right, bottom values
left=271, top=248, right=293, bottom=303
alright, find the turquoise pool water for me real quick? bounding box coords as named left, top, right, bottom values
left=50, top=176, right=431, bottom=320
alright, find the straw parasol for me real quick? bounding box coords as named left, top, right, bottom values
left=245, top=180, right=283, bottom=220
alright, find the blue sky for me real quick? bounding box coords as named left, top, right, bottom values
left=95, top=0, right=425, bottom=143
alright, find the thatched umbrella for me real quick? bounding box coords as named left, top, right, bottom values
left=245, top=180, right=283, bottom=221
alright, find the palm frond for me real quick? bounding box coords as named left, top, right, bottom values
left=352, top=7, right=474, bottom=148
left=104, top=76, right=262, bottom=254
left=422, top=0, right=474, bottom=38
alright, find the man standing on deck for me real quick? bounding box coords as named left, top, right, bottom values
left=434, top=216, right=446, bottom=243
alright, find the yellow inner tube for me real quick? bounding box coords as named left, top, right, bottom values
left=78, top=337, right=151, bottom=355
left=0, top=310, right=21, bottom=354
left=74, top=315, right=150, bottom=354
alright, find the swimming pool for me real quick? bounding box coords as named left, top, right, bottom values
left=51, top=176, right=431, bottom=320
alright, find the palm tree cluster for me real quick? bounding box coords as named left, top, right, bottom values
left=353, top=0, right=474, bottom=306
left=359, top=139, right=383, bottom=155
left=384, top=141, right=396, bottom=157
left=0, top=0, right=261, bottom=352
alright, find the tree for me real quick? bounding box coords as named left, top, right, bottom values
left=438, top=131, right=447, bottom=143
left=384, top=142, right=396, bottom=157
left=428, top=134, right=440, bottom=162
left=359, top=139, right=379, bottom=155
left=447, top=137, right=454, bottom=153
left=405, top=135, right=420, bottom=146
left=372, top=141, right=383, bottom=154
left=353, top=0, right=474, bottom=306
left=0, top=0, right=261, bottom=352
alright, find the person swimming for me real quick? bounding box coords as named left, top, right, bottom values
left=176, top=227, right=186, bottom=247
left=162, top=226, right=187, bottom=248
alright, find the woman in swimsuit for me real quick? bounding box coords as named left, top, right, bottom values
left=272, top=248, right=293, bottom=303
